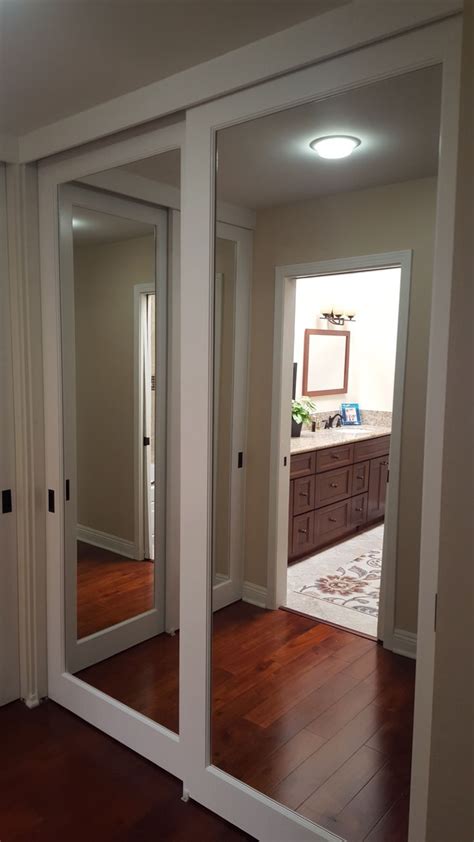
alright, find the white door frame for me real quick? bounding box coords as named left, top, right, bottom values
left=212, top=222, right=253, bottom=612
left=0, top=163, right=20, bottom=706
left=59, top=184, right=167, bottom=673
left=179, top=19, right=461, bottom=842
left=39, top=121, right=184, bottom=776
left=267, top=251, right=412, bottom=654
left=134, top=282, right=156, bottom=561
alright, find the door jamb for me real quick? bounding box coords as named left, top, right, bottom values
left=267, top=251, right=413, bottom=655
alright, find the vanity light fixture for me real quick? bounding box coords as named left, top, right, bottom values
left=320, top=308, right=356, bottom=326
left=310, top=135, right=361, bottom=159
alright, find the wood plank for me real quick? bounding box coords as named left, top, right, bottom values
left=298, top=745, right=386, bottom=823
left=270, top=702, right=387, bottom=810
left=245, top=729, right=326, bottom=795
left=306, top=673, right=383, bottom=739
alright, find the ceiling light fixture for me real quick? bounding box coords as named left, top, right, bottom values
left=310, top=135, right=361, bottom=159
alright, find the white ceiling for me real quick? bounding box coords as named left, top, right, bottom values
left=72, top=205, right=154, bottom=246
left=122, top=66, right=441, bottom=209
left=0, top=0, right=347, bottom=135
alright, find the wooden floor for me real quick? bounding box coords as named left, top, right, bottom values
left=77, top=541, right=154, bottom=638
left=76, top=601, right=414, bottom=840
left=0, top=700, right=254, bottom=842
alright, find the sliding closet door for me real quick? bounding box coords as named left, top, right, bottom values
left=0, top=164, right=20, bottom=705
left=60, top=185, right=168, bottom=673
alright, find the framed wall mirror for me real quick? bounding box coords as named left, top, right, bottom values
left=302, top=328, right=350, bottom=396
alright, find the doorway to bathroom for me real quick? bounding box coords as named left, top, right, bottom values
left=268, top=250, right=412, bottom=647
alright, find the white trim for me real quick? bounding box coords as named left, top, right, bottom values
left=134, top=282, right=156, bottom=562
left=77, top=524, right=138, bottom=561
left=81, top=170, right=256, bottom=231
left=5, top=163, right=47, bottom=707
left=211, top=223, right=253, bottom=612
left=179, top=19, right=462, bottom=842
left=267, top=250, right=412, bottom=659
left=18, top=0, right=461, bottom=162
left=39, top=121, right=183, bottom=759
left=242, top=582, right=268, bottom=609
left=0, top=164, right=20, bottom=706
left=392, top=628, right=417, bottom=660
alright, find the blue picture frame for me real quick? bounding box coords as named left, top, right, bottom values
left=341, top=402, right=361, bottom=425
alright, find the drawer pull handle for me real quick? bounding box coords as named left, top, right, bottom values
left=331, top=454, right=341, bottom=460
left=357, top=475, right=364, bottom=480
left=299, top=490, right=309, bottom=497
left=298, top=528, right=308, bottom=535
left=328, top=517, right=337, bottom=523
left=381, top=461, right=389, bottom=466
left=355, top=506, right=363, bottom=512
left=330, top=483, right=338, bottom=488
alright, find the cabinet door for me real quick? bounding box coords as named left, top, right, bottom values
left=352, top=460, right=369, bottom=495
left=367, top=456, right=389, bottom=521
left=293, top=475, right=316, bottom=515
left=350, top=492, right=368, bottom=527
left=291, top=511, right=315, bottom=558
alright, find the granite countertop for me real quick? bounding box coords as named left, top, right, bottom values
left=290, top=425, right=392, bottom=454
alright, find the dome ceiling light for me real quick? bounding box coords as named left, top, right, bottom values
left=310, top=135, right=361, bottom=159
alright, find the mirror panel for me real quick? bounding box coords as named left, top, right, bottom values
left=210, top=66, right=441, bottom=827
left=303, top=328, right=350, bottom=396
left=60, top=148, right=181, bottom=733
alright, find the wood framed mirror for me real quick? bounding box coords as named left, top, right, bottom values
left=302, top=328, right=350, bottom=396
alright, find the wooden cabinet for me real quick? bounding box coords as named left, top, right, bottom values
left=367, top=455, right=389, bottom=521
left=289, top=434, right=390, bottom=562
left=293, top=475, right=316, bottom=515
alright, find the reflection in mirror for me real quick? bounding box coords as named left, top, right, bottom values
left=211, top=67, right=441, bottom=830
left=213, top=238, right=237, bottom=585
left=60, top=149, right=181, bottom=733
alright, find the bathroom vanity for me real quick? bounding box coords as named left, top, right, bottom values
left=288, top=428, right=391, bottom=563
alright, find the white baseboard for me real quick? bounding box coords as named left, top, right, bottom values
left=77, top=524, right=139, bottom=560
left=242, top=580, right=267, bottom=608
left=392, top=627, right=417, bottom=659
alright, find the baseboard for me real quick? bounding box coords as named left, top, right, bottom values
left=77, top=524, right=138, bottom=560
left=391, top=628, right=417, bottom=660
left=242, top=581, right=267, bottom=609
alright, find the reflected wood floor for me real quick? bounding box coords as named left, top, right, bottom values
left=77, top=541, right=154, bottom=638
left=0, top=700, right=254, bottom=842
left=77, top=602, right=414, bottom=841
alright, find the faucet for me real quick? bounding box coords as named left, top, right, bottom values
left=324, top=413, right=343, bottom=429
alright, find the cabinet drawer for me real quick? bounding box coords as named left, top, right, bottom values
left=352, top=460, right=370, bottom=495
left=293, top=475, right=316, bottom=515
left=354, top=435, right=390, bottom=463
left=314, top=499, right=351, bottom=547
left=350, top=492, right=368, bottom=527
left=316, top=443, right=354, bottom=473
left=290, top=450, right=316, bottom=479
left=315, top=465, right=352, bottom=508
left=291, top=511, right=315, bottom=557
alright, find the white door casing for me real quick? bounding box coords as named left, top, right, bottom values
left=267, top=252, right=412, bottom=656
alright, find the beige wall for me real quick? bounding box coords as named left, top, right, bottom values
left=214, top=237, right=237, bottom=577
left=426, top=5, right=473, bottom=839
left=74, top=233, right=155, bottom=544
left=245, top=176, right=438, bottom=634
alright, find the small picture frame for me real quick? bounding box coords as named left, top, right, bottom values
left=341, top=402, right=361, bottom=425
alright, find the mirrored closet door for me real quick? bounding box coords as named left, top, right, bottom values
left=58, top=146, right=181, bottom=734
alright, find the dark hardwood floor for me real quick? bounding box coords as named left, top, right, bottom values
left=77, top=541, right=154, bottom=638
left=0, top=700, right=254, bottom=842
left=76, top=601, right=414, bottom=840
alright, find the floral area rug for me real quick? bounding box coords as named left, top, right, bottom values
left=296, top=549, right=381, bottom=617
left=285, top=526, right=383, bottom=636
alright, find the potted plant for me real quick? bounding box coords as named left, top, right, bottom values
left=291, top=397, right=317, bottom=438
